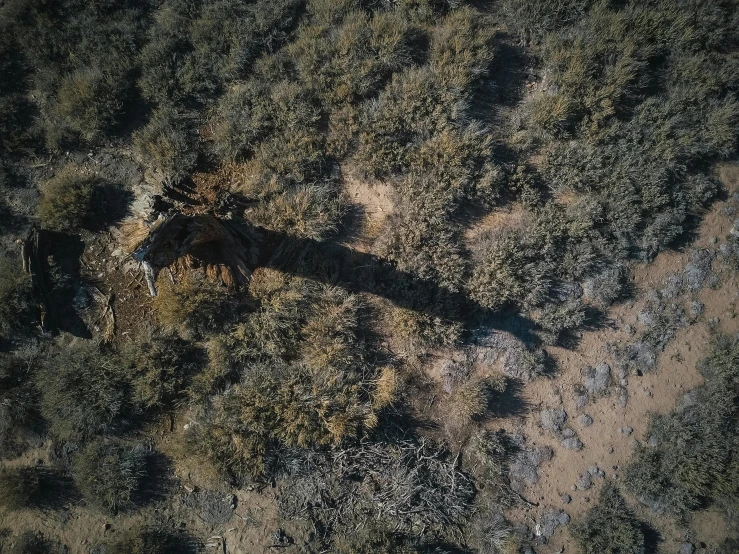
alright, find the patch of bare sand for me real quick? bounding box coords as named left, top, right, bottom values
left=341, top=166, right=393, bottom=253
left=501, top=165, right=739, bottom=553
left=463, top=203, right=528, bottom=248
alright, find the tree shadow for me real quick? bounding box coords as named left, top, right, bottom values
left=488, top=378, right=529, bottom=419
left=641, top=521, right=663, bottom=554
left=135, top=450, right=175, bottom=508
left=25, top=228, right=91, bottom=338
left=87, top=181, right=134, bottom=232
left=258, top=228, right=542, bottom=347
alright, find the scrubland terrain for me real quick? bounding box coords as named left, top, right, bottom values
left=1, top=1, right=739, bottom=553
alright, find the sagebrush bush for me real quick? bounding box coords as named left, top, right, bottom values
left=191, top=280, right=385, bottom=480
left=0, top=352, right=41, bottom=459
left=7, top=531, right=53, bottom=554
left=49, top=68, right=125, bottom=147
left=571, top=483, right=645, bottom=554
left=133, top=107, right=198, bottom=183
left=106, top=527, right=194, bottom=554
left=154, top=274, right=234, bottom=334
left=36, top=341, right=133, bottom=441
left=72, top=438, right=149, bottom=514
left=37, top=165, right=98, bottom=232
left=121, top=331, right=200, bottom=410
left=0, top=467, right=44, bottom=511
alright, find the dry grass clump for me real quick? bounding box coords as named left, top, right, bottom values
left=72, top=438, right=149, bottom=514
left=106, top=526, right=196, bottom=554
left=153, top=274, right=234, bottom=334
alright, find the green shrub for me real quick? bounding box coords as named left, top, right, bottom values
left=571, top=484, right=645, bottom=554
left=72, top=438, right=149, bottom=514
left=36, top=341, right=133, bottom=442
left=133, top=107, right=198, bottom=183
left=37, top=165, right=98, bottom=233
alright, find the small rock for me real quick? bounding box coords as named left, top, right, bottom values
left=620, top=378, right=628, bottom=386
left=575, top=473, right=593, bottom=490
left=561, top=437, right=583, bottom=451
left=678, top=543, right=695, bottom=554
left=648, top=435, right=659, bottom=447
left=621, top=426, right=634, bottom=436
left=562, top=427, right=575, bottom=438
left=578, top=414, right=593, bottom=427
left=541, top=408, right=568, bottom=433
left=583, top=362, right=611, bottom=395
left=616, top=386, right=629, bottom=408
left=690, top=301, right=704, bottom=317
left=561, top=494, right=571, bottom=504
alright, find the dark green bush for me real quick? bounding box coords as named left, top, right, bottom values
left=36, top=341, right=133, bottom=442
left=72, top=438, right=149, bottom=514
left=571, top=483, right=645, bottom=554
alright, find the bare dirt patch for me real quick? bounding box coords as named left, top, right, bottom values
left=341, top=166, right=394, bottom=252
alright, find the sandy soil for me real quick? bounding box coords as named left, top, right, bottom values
left=500, top=164, right=739, bottom=553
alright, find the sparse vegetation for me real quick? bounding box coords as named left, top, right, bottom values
left=7, top=532, right=54, bottom=554
left=625, top=335, right=739, bottom=519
